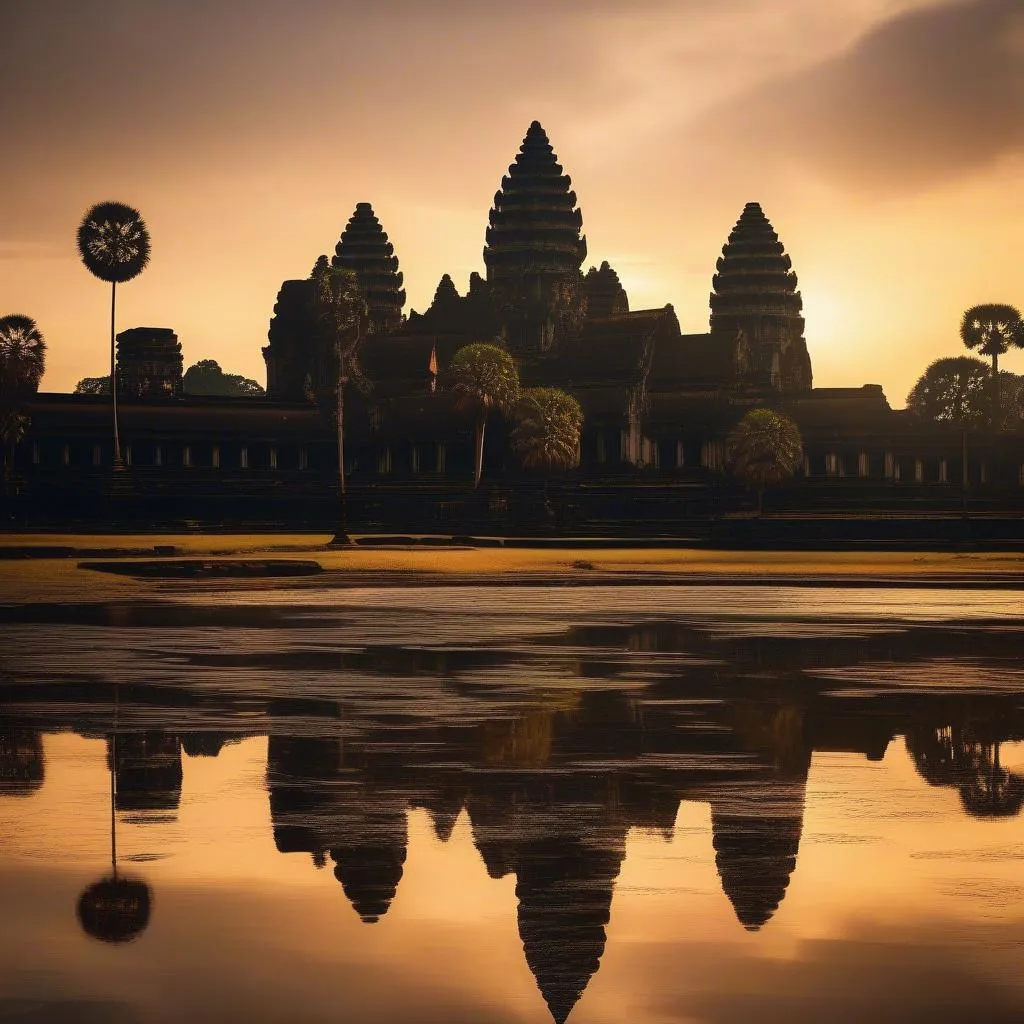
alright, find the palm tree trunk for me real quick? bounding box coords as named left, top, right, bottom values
left=331, top=367, right=351, bottom=545
left=473, top=413, right=486, bottom=489
left=110, top=280, right=122, bottom=468
left=961, top=426, right=969, bottom=517
left=992, top=350, right=1000, bottom=428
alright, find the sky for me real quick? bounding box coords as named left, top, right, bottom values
left=2, top=0, right=1023, bottom=404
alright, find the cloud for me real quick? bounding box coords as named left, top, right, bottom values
left=693, top=0, right=1024, bottom=195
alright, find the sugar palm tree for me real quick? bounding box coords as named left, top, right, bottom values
left=449, top=343, right=520, bottom=488
left=960, top=304, right=1024, bottom=424
left=76, top=718, right=153, bottom=944
left=726, top=408, right=803, bottom=517
left=77, top=202, right=151, bottom=467
left=0, top=314, right=46, bottom=488
left=510, top=387, right=583, bottom=518
left=312, top=258, right=368, bottom=545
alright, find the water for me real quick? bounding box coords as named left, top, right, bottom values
left=2, top=585, right=1023, bottom=1023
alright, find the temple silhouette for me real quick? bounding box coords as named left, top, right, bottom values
left=11, top=121, right=1024, bottom=531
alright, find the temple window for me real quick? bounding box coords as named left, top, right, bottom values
left=596, top=432, right=606, bottom=464
left=298, top=446, right=308, bottom=471
left=437, top=442, right=446, bottom=475
left=914, top=459, right=923, bottom=483
left=377, top=447, right=392, bottom=475
left=212, top=445, right=220, bottom=469
left=884, top=452, right=894, bottom=479
left=620, top=429, right=629, bottom=463
left=183, top=446, right=192, bottom=468
left=92, top=445, right=101, bottom=467
left=155, top=445, right=162, bottom=467
left=31, top=443, right=39, bottom=465
left=269, top=446, right=278, bottom=470
left=858, top=453, right=869, bottom=477
left=411, top=444, right=420, bottom=474
left=802, top=456, right=810, bottom=476
left=240, top=446, right=248, bottom=469
left=125, top=445, right=131, bottom=466
left=825, top=453, right=841, bottom=477
left=61, top=444, right=69, bottom=467
left=939, top=459, right=948, bottom=483
left=676, top=440, right=685, bottom=468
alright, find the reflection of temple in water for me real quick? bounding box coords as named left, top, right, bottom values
left=4, top=627, right=1024, bottom=1024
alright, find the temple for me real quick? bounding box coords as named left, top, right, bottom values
left=11, top=120, right=1024, bottom=530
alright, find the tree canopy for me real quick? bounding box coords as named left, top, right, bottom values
left=76, top=202, right=151, bottom=284
left=726, top=408, right=803, bottom=512
left=960, top=304, right=1024, bottom=362
left=450, top=343, right=520, bottom=488
left=74, top=376, right=111, bottom=395
left=0, top=315, right=46, bottom=399
left=906, top=356, right=1022, bottom=428
left=449, top=343, right=520, bottom=415
left=182, top=360, right=264, bottom=396
left=511, top=387, right=583, bottom=472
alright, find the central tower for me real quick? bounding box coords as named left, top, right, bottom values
left=484, top=121, right=587, bottom=365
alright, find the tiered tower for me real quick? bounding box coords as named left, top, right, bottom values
left=332, top=203, right=405, bottom=335
left=709, top=203, right=811, bottom=392
left=583, top=261, right=629, bottom=318
left=115, top=328, right=183, bottom=398
left=484, top=121, right=587, bottom=362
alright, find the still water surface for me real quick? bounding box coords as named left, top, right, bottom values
left=2, top=585, right=1024, bottom=1023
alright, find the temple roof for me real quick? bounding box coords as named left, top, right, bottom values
left=484, top=121, right=587, bottom=280
left=332, top=203, right=406, bottom=333
left=553, top=308, right=677, bottom=385
left=584, top=262, right=629, bottom=318
left=648, top=332, right=741, bottom=392
left=26, top=393, right=328, bottom=438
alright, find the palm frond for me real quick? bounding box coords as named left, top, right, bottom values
left=77, top=201, right=151, bottom=284
left=511, top=387, right=583, bottom=472
left=0, top=314, right=47, bottom=396
left=449, top=343, right=520, bottom=414
left=726, top=408, right=803, bottom=491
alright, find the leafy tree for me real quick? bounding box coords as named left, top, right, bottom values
left=0, top=315, right=46, bottom=487
left=726, top=408, right=803, bottom=516
left=75, top=376, right=111, bottom=395
left=311, top=259, right=368, bottom=545
left=182, top=359, right=265, bottom=396
left=906, top=356, right=1021, bottom=429
left=960, top=303, right=1024, bottom=419
left=449, top=343, right=520, bottom=488
left=77, top=202, right=151, bottom=467
left=510, top=387, right=583, bottom=472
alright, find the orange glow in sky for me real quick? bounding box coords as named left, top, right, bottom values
left=2, top=0, right=1023, bottom=403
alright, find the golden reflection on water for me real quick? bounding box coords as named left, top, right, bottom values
left=2, top=731, right=1023, bottom=1023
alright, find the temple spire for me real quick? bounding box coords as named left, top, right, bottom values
left=710, top=202, right=811, bottom=392
left=484, top=121, right=587, bottom=282
left=332, top=202, right=406, bottom=334
left=584, top=261, right=629, bottom=318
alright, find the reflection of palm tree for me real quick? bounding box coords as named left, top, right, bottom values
left=959, top=742, right=1024, bottom=819
left=906, top=723, right=1024, bottom=819
left=76, top=729, right=153, bottom=943
left=76, top=201, right=152, bottom=467
left=0, top=729, right=45, bottom=796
